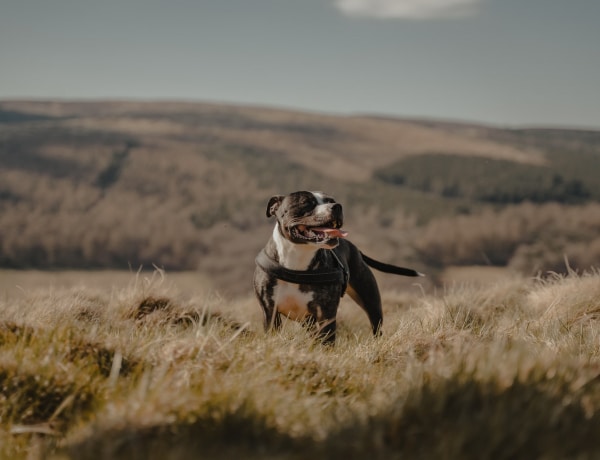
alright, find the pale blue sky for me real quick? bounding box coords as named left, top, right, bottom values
left=1, top=0, right=599, bottom=127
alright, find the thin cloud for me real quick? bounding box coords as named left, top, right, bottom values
left=334, top=0, right=482, bottom=19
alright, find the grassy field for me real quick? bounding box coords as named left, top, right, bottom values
left=0, top=269, right=213, bottom=301
left=2, top=269, right=600, bottom=459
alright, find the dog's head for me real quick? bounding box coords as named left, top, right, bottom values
left=266, top=191, right=347, bottom=248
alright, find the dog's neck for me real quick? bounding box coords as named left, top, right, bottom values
left=272, top=224, right=319, bottom=271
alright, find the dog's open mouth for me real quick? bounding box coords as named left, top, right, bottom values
left=291, top=223, right=348, bottom=243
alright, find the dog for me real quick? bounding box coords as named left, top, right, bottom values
left=254, top=191, right=423, bottom=344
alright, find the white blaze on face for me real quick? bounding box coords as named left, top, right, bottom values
left=312, top=191, right=326, bottom=205
left=311, top=191, right=333, bottom=220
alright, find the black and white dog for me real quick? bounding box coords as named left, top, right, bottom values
left=254, top=191, right=422, bottom=344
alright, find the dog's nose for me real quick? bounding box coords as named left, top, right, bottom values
left=332, top=203, right=343, bottom=220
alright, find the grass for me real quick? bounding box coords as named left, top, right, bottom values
left=2, top=269, right=600, bottom=459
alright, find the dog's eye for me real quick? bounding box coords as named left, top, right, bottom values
left=299, top=196, right=317, bottom=211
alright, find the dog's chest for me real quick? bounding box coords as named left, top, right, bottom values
left=273, top=282, right=314, bottom=320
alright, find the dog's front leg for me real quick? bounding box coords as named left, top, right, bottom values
left=301, top=315, right=336, bottom=345
left=267, top=308, right=282, bottom=332
left=317, top=318, right=337, bottom=345
left=254, top=268, right=282, bottom=332
left=261, top=303, right=282, bottom=332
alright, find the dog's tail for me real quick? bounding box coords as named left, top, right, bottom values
left=361, top=253, right=425, bottom=277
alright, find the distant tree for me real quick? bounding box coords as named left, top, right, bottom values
left=94, top=142, right=136, bottom=189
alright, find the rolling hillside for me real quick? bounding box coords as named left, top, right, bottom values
left=1, top=100, right=600, bottom=295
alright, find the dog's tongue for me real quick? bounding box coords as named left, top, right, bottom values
left=313, top=227, right=348, bottom=238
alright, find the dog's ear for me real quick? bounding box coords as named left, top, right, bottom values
left=266, top=195, right=284, bottom=218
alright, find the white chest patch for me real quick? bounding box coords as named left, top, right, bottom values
left=273, top=281, right=314, bottom=321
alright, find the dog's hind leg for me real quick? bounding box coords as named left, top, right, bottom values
left=346, top=276, right=383, bottom=336
left=334, top=242, right=383, bottom=336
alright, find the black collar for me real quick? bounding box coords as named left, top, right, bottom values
left=255, top=248, right=348, bottom=296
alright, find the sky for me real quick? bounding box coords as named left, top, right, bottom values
left=1, top=0, right=599, bottom=128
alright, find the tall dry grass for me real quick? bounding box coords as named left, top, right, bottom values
left=2, top=269, right=600, bottom=459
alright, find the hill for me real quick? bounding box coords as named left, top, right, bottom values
left=1, top=100, right=600, bottom=295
